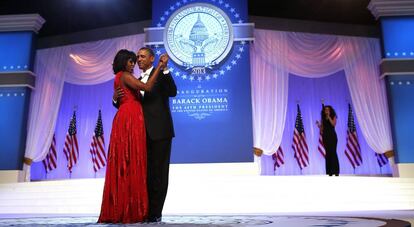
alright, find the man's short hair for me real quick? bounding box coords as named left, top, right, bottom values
left=139, top=47, right=155, bottom=57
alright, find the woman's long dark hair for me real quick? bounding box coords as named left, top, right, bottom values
left=321, top=105, right=337, bottom=120
left=112, top=49, right=137, bottom=74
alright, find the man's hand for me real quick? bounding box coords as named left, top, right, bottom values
left=159, top=54, right=169, bottom=69
left=113, top=87, right=125, bottom=101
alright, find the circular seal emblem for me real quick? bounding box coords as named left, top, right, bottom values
left=164, top=3, right=234, bottom=68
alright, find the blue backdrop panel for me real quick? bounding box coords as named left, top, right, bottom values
left=152, top=0, right=253, bottom=163
left=381, top=17, right=414, bottom=58
left=387, top=75, right=414, bottom=163
left=0, top=32, right=34, bottom=72
left=0, top=87, right=31, bottom=170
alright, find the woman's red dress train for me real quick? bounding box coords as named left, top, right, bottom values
left=98, top=71, right=148, bottom=223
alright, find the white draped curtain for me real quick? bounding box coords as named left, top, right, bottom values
left=23, top=34, right=144, bottom=181
left=250, top=29, right=393, bottom=172
left=341, top=37, right=394, bottom=157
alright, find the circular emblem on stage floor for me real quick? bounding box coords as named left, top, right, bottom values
left=164, top=3, right=234, bottom=68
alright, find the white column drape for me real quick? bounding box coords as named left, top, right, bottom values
left=251, top=30, right=289, bottom=156
left=250, top=29, right=393, bottom=172
left=23, top=47, right=69, bottom=181
left=23, top=34, right=144, bottom=181
left=342, top=36, right=394, bottom=155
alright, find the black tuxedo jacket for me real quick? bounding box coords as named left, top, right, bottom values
left=142, top=69, right=177, bottom=141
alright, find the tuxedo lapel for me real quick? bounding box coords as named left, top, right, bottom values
left=142, top=65, right=157, bottom=101
left=148, top=65, right=155, bottom=79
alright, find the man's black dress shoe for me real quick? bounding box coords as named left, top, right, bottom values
left=147, top=216, right=162, bottom=222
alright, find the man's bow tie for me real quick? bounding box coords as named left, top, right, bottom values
left=141, top=72, right=150, bottom=78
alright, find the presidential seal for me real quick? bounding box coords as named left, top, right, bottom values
left=163, top=3, right=234, bottom=72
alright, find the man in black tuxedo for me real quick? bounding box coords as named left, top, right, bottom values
left=113, top=47, right=177, bottom=222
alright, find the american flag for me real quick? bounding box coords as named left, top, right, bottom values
left=317, top=104, right=326, bottom=158
left=63, top=111, right=79, bottom=173
left=292, top=104, right=309, bottom=169
left=344, top=103, right=362, bottom=169
left=318, top=128, right=326, bottom=158
left=89, top=110, right=107, bottom=172
left=42, top=134, right=57, bottom=173
left=375, top=153, right=388, bottom=167
left=272, top=146, right=284, bottom=169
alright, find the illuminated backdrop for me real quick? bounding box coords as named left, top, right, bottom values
left=149, top=0, right=254, bottom=163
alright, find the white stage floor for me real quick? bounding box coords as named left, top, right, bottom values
left=0, top=163, right=413, bottom=226
left=0, top=213, right=412, bottom=226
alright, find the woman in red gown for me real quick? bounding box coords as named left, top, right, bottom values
left=98, top=49, right=168, bottom=223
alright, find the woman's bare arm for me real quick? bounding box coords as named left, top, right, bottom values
left=121, top=54, right=168, bottom=92
left=327, top=116, right=337, bottom=127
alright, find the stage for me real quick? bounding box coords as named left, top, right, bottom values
left=0, top=214, right=412, bottom=226
left=0, top=163, right=413, bottom=226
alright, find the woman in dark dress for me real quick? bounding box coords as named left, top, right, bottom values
left=317, top=105, right=340, bottom=176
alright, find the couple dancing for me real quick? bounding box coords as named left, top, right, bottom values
left=98, top=47, right=177, bottom=223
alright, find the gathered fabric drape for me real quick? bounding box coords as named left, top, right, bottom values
left=250, top=29, right=393, bottom=171
left=23, top=34, right=144, bottom=181
left=341, top=37, right=393, bottom=158
left=250, top=31, right=289, bottom=171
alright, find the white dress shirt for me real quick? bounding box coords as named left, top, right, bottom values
left=139, top=66, right=152, bottom=96
left=139, top=66, right=169, bottom=96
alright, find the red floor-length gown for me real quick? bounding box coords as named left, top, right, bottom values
left=98, top=71, right=148, bottom=223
